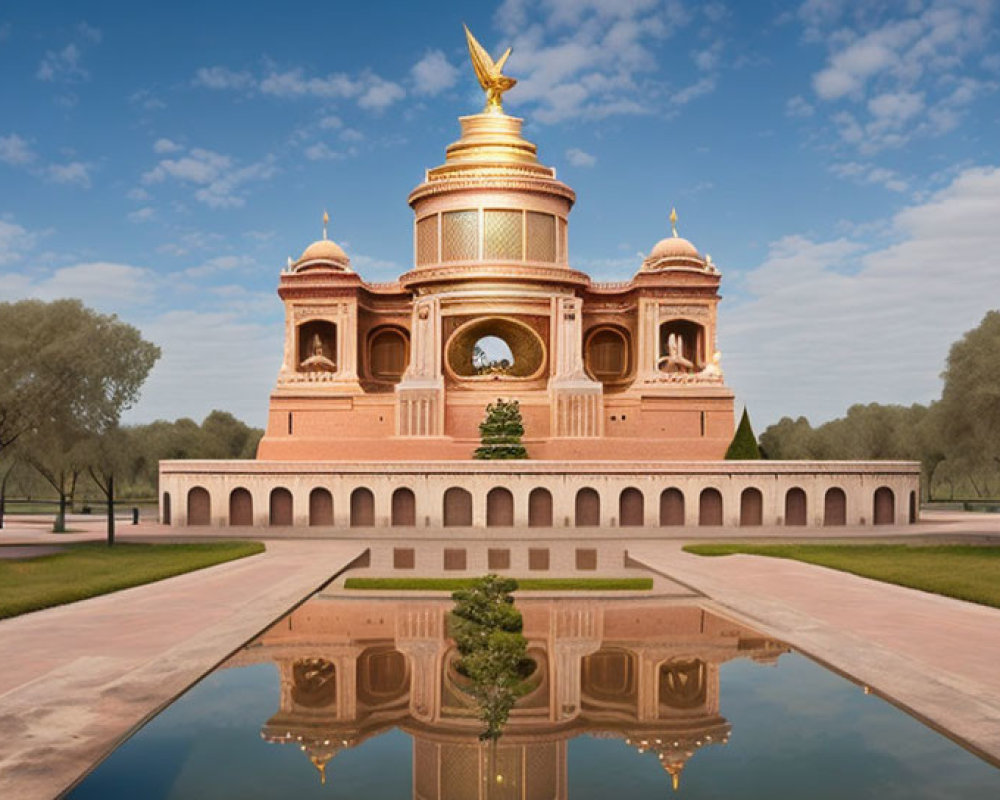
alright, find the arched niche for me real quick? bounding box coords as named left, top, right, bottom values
left=443, top=487, right=472, bottom=527
left=740, top=487, right=763, bottom=527
left=269, top=487, right=293, bottom=526
left=619, top=487, right=644, bottom=527
left=874, top=487, right=895, bottom=525
left=291, top=657, right=337, bottom=709
left=309, top=488, right=333, bottom=526
left=659, top=659, right=708, bottom=710
left=486, top=487, right=514, bottom=527
left=368, top=326, right=409, bottom=384
left=229, top=487, right=253, bottom=526
left=582, top=648, right=637, bottom=709
left=699, top=488, right=723, bottom=526
left=584, top=326, right=631, bottom=386
left=445, top=317, right=546, bottom=381
left=659, top=319, right=705, bottom=373
left=391, top=487, right=416, bottom=527
left=297, top=319, right=337, bottom=373
left=187, top=487, right=210, bottom=526
left=528, top=488, right=553, bottom=528
left=575, top=488, right=600, bottom=527
left=824, top=487, right=847, bottom=526
left=161, top=492, right=171, bottom=525
left=659, top=488, right=685, bottom=526
left=785, top=487, right=807, bottom=526
left=351, top=487, right=375, bottom=527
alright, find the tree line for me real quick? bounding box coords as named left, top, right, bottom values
left=0, top=299, right=262, bottom=538
left=759, top=311, right=1000, bottom=500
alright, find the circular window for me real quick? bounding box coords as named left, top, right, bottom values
left=445, top=317, right=546, bottom=380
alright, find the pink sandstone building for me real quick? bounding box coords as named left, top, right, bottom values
left=161, top=30, right=919, bottom=542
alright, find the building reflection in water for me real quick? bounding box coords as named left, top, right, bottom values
left=223, top=595, right=788, bottom=798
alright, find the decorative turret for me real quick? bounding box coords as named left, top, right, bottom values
left=290, top=211, right=352, bottom=273
left=640, top=208, right=710, bottom=273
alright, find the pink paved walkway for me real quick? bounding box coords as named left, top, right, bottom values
left=629, top=540, right=1000, bottom=766
left=0, top=538, right=364, bottom=800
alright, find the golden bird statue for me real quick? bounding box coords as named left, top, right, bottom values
left=463, top=24, right=517, bottom=114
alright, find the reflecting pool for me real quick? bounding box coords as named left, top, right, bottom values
left=68, top=594, right=1000, bottom=798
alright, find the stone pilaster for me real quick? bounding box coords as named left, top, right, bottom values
left=396, top=296, right=446, bottom=436
left=547, top=296, right=603, bottom=437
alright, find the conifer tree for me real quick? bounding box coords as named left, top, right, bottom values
left=473, top=399, right=527, bottom=459
left=725, top=408, right=762, bottom=459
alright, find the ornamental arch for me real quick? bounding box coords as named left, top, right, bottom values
left=309, top=487, right=333, bottom=526
left=229, top=487, right=253, bottom=526
left=269, top=487, right=293, bottom=526
left=187, top=487, right=210, bottom=526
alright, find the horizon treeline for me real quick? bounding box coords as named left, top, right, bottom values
left=760, top=310, right=1000, bottom=501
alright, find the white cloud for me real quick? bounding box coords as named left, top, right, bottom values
left=721, top=164, right=1000, bottom=427
left=786, top=95, right=815, bottom=117
left=830, top=161, right=908, bottom=193
left=127, top=207, right=156, bottom=223
left=142, top=146, right=276, bottom=208
left=481, top=0, right=727, bottom=122
left=0, top=261, right=156, bottom=309
left=46, top=161, right=92, bottom=187
left=411, top=49, right=460, bottom=95
left=259, top=68, right=358, bottom=98
left=318, top=115, right=342, bottom=129
left=0, top=133, right=36, bottom=165
left=153, top=138, right=182, bottom=154
left=182, top=254, right=254, bottom=278
left=0, top=219, right=38, bottom=265
left=356, top=75, right=406, bottom=110
left=565, top=147, right=597, bottom=167
left=37, top=43, right=88, bottom=82
left=303, top=142, right=342, bottom=161
left=193, top=66, right=255, bottom=90
left=805, top=3, right=995, bottom=151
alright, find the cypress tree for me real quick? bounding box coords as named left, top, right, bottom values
left=725, top=408, right=762, bottom=460
left=473, top=399, right=528, bottom=459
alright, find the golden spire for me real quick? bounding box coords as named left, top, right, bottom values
left=310, top=753, right=331, bottom=784
left=670, top=207, right=679, bottom=238
left=322, top=209, right=330, bottom=240
left=665, top=762, right=684, bottom=792
left=463, top=24, right=517, bottom=114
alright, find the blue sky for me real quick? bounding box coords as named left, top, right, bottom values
left=1, top=0, right=998, bottom=429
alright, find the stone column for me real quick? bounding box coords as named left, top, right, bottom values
left=396, top=296, right=446, bottom=436
left=550, top=604, right=602, bottom=721
left=635, top=297, right=661, bottom=383
left=396, top=605, right=446, bottom=722
left=547, top=296, right=603, bottom=437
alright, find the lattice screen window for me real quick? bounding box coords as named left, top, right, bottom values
left=558, top=217, right=568, bottom=262
left=526, top=211, right=556, bottom=262
left=415, top=215, right=438, bottom=265
left=483, top=209, right=523, bottom=260
left=441, top=210, right=478, bottom=261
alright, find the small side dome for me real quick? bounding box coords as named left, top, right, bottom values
left=640, top=207, right=707, bottom=272
left=648, top=235, right=700, bottom=261
left=291, top=211, right=352, bottom=272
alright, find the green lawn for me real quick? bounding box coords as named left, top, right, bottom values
left=683, top=543, right=1000, bottom=609
left=0, top=541, right=265, bottom=619
left=343, top=577, right=653, bottom=591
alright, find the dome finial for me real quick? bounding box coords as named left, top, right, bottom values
left=670, top=207, right=678, bottom=238
left=322, top=209, right=330, bottom=241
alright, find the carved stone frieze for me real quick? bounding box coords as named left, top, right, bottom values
left=658, top=304, right=710, bottom=320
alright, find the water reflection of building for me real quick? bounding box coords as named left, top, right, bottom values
left=224, top=595, right=788, bottom=797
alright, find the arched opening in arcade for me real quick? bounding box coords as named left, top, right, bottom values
left=351, top=487, right=375, bottom=527
left=309, top=487, right=333, bottom=526
left=824, top=487, right=847, bottom=526
left=486, top=487, right=514, bottom=527
left=161, top=492, right=171, bottom=525
left=785, top=487, right=807, bottom=526
left=659, top=488, right=685, bottom=526
left=874, top=487, right=895, bottom=525
left=187, top=487, right=210, bottom=526
left=269, top=487, right=293, bottom=526
left=528, top=488, right=553, bottom=527
left=443, top=487, right=472, bottom=527
left=619, top=487, right=644, bottom=527
left=391, top=487, right=416, bottom=527
left=699, top=488, right=723, bottom=526
left=575, top=488, right=600, bottom=527
left=229, top=487, right=253, bottom=526
left=740, top=487, right=763, bottom=527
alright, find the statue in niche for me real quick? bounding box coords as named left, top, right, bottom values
left=658, top=333, right=695, bottom=373
left=300, top=333, right=336, bottom=372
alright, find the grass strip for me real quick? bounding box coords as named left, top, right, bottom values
left=343, top=577, right=653, bottom=591
left=683, top=543, right=1000, bottom=609
left=0, top=541, right=265, bottom=620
